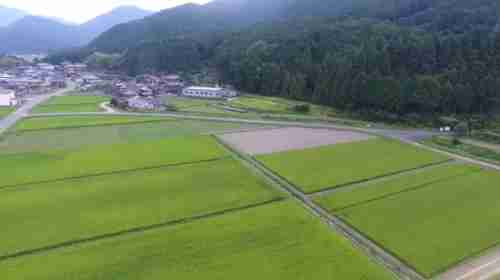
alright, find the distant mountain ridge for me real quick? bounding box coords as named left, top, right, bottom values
left=0, top=6, right=152, bottom=54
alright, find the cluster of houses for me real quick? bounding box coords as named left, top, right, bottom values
left=0, top=58, right=239, bottom=112
left=0, top=63, right=67, bottom=98
left=109, top=74, right=238, bottom=111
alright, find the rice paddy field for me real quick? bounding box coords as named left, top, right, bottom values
left=13, top=115, right=174, bottom=132
left=0, top=136, right=226, bottom=188
left=314, top=163, right=481, bottom=212
left=0, top=201, right=395, bottom=280
left=0, top=118, right=272, bottom=154
left=257, top=138, right=449, bottom=193
left=0, top=158, right=281, bottom=258
left=31, top=95, right=110, bottom=113
left=0, top=112, right=402, bottom=280
left=0, top=106, right=13, bottom=118
left=316, top=164, right=500, bottom=277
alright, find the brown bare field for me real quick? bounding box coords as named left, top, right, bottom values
left=219, top=127, right=374, bottom=155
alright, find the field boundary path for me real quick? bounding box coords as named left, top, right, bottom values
left=462, top=138, right=500, bottom=152
left=215, top=136, right=424, bottom=280
left=0, top=85, right=74, bottom=135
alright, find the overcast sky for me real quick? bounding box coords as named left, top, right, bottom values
left=0, top=0, right=212, bottom=23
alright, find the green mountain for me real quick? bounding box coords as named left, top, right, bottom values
left=0, top=6, right=152, bottom=54
left=51, top=0, right=500, bottom=120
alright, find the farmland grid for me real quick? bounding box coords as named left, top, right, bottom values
left=2, top=95, right=500, bottom=278
left=256, top=138, right=450, bottom=194
left=312, top=163, right=481, bottom=212
left=0, top=198, right=284, bottom=263
left=215, top=136, right=422, bottom=280
left=0, top=201, right=395, bottom=280
left=333, top=169, right=500, bottom=277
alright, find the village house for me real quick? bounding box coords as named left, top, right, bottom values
left=182, top=86, right=238, bottom=99
left=0, top=88, right=17, bottom=106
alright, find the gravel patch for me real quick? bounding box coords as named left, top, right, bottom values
left=220, top=127, right=374, bottom=155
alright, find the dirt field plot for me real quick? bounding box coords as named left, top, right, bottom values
left=257, top=138, right=449, bottom=193
left=0, top=136, right=226, bottom=188
left=0, top=201, right=394, bottom=280
left=220, top=127, right=373, bottom=155
left=0, top=158, right=280, bottom=258
left=333, top=168, right=500, bottom=277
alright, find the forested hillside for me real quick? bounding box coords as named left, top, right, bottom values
left=50, top=0, right=500, bottom=120
left=217, top=17, right=500, bottom=119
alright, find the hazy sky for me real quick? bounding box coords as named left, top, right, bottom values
left=0, top=0, right=212, bottom=23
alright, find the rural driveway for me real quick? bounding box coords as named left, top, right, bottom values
left=0, top=85, right=73, bottom=135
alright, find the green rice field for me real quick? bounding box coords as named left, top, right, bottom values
left=314, top=163, right=481, bottom=212
left=0, top=106, right=13, bottom=118
left=257, top=138, right=449, bottom=193
left=32, top=95, right=110, bottom=113
left=229, top=96, right=291, bottom=113
left=0, top=136, right=226, bottom=188
left=327, top=166, right=500, bottom=277
left=0, top=119, right=270, bottom=154
left=0, top=158, right=280, bottom=258
left=13, top=115, right=174, bottom=132
left=0, top=201, right=395, bottom=280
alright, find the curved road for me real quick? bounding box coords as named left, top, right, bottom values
left=0, top=86, right=74, bottom=135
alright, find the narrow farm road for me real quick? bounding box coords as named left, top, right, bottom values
left=28, top=111, right=437, bottom=140
left=461, top=138, right=500, bottom=152
left=0, top=85, right=74, bottom=135
left=438, top=248, right=500, bottom=280
left=99, top=102, right=116, bottom=113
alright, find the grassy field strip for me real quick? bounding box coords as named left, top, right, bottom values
left=216, top=136, right=420, bottom=280
left=257, top=138, right=450, bottom=194
left=0, top=157, right=228, bottom=192
left=0, top=136, right=226, bottom=189
left=307, top=159, right=453, bottom=195
left=0, top=120, right=273, bottom=155
left=335, top=169, right=500, bottom=278
left=0, top=107, right=13, bottom=119
left=0, top=158, right=282, bottom=260
left=38, top=96, right=110, bottom=106
left=313, top=163, right=481, bottom=212
left=0, top=201, right=395, bottom=280
left=31, top=96, right=111, bottom=113
left=13, top=115, right=176, bottom=132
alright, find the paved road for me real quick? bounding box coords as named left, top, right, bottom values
left=0, top=86, right=72, bottom=135
left=28, top=111, right=438, bottom=141
left=438, top=248, right=500, bottom=280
